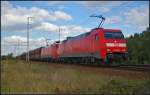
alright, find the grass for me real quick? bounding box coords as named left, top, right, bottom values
left=1, top=59, right=150, bottom=94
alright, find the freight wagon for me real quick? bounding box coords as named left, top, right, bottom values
left=41, top=41, right=59, bottom=62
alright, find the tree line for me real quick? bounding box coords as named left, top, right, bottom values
left=126, top=27, right=149, bottom=64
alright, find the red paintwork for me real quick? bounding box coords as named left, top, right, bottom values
left=20, top=28, right=127, bottom=62
left=103, top=29, right=127, bottom=58
left=57, top=28, right=127, bottom=60
left=51, top=42, right=59, bottom=59
left=105, top=39, right=127, bottom=53
left=41, top=42, right=59, bottom=59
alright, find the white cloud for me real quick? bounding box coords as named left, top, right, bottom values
left=1, top=35, right=47, bottom=56
left=58, top=6, right=65, bottom=10
left=124, top=6, right=149, bottom=26
left=105, top=16, right=122, bottom=24
left=99, top=7, right=110, bottom=13
left=53, top=11, right=72, bottom=21
left=1, top=1, right=90, bottom=55
left=80, top=1, right=128, bottom=13
left=3, top=35, right=46, bottom=46
left=1, top=1, right=13, bottom=14
left=3, top=35, right=27, bottom=43
left=45, top=1, right=129, bottom=13
left=47, top=1, right=70, bottom=5
left=59, top=25, right=90, bottom=39
left=124, top=6, right=149, bottom=31
left=35, top=22, right=91, bottom=40
left=1, top=1, right=72, bottom=32
left=36, top=22, right=58, bottom=32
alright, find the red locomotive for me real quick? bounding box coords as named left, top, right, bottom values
left=18, top=15, right=128, bottom=65
left=57, top=28, right=127, bottom=64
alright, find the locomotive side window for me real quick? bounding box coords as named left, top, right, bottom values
left=95, top=34, right=99, bottom=41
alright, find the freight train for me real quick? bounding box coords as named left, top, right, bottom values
left=18, top=16, right=128, bottom=65
left=18, top=27, right=127, bottom=65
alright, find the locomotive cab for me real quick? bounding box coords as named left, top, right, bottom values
left=103, top=29, right=128, bottom=64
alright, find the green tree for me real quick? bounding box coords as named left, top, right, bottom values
left=127, top=27, right=149, bottom=64
left=7, top=53, right=14, bottom=59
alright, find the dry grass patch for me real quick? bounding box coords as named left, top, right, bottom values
left=1, top=59, right=149, bottom=94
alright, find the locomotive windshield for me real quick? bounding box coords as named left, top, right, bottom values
left=104, top=31, right=124, bottom=39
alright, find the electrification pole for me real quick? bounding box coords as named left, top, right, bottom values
left=58, top=27, right=65, bottom=42
left=26, top=17, right=33, bottom=63
left=58, top=27, right=61, bottom=42
left=17, top=39, right=20, bottom=57
left=14, top=45, right=16, bottom=57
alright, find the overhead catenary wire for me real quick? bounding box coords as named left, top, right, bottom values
left=76, top=1, right=131, bottom=27
left=74, top=4, right=103, bottom=26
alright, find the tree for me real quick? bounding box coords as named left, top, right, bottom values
left=127, top=27, right=149, bottom=64
left=7, top=53, right=14, bottom=59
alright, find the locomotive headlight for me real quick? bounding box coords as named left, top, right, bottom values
left=119, top=43, right=126, bottom=47
left=106, top=43, right=115, bottom=47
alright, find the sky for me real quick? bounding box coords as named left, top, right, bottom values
left=1, top=1, right=149, bottom=56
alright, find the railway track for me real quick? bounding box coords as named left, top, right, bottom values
left=67, top=63, right=149, bottom=72
left=116, top=64, right=149, bottom=72
left=53, top=61, right=149, bottom=72
left=70, top=62, right=149, bottom=72
left=22, top=60, right=149, bottom=72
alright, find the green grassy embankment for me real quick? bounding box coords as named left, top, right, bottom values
left=1, top=59, right=149, bottom=94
